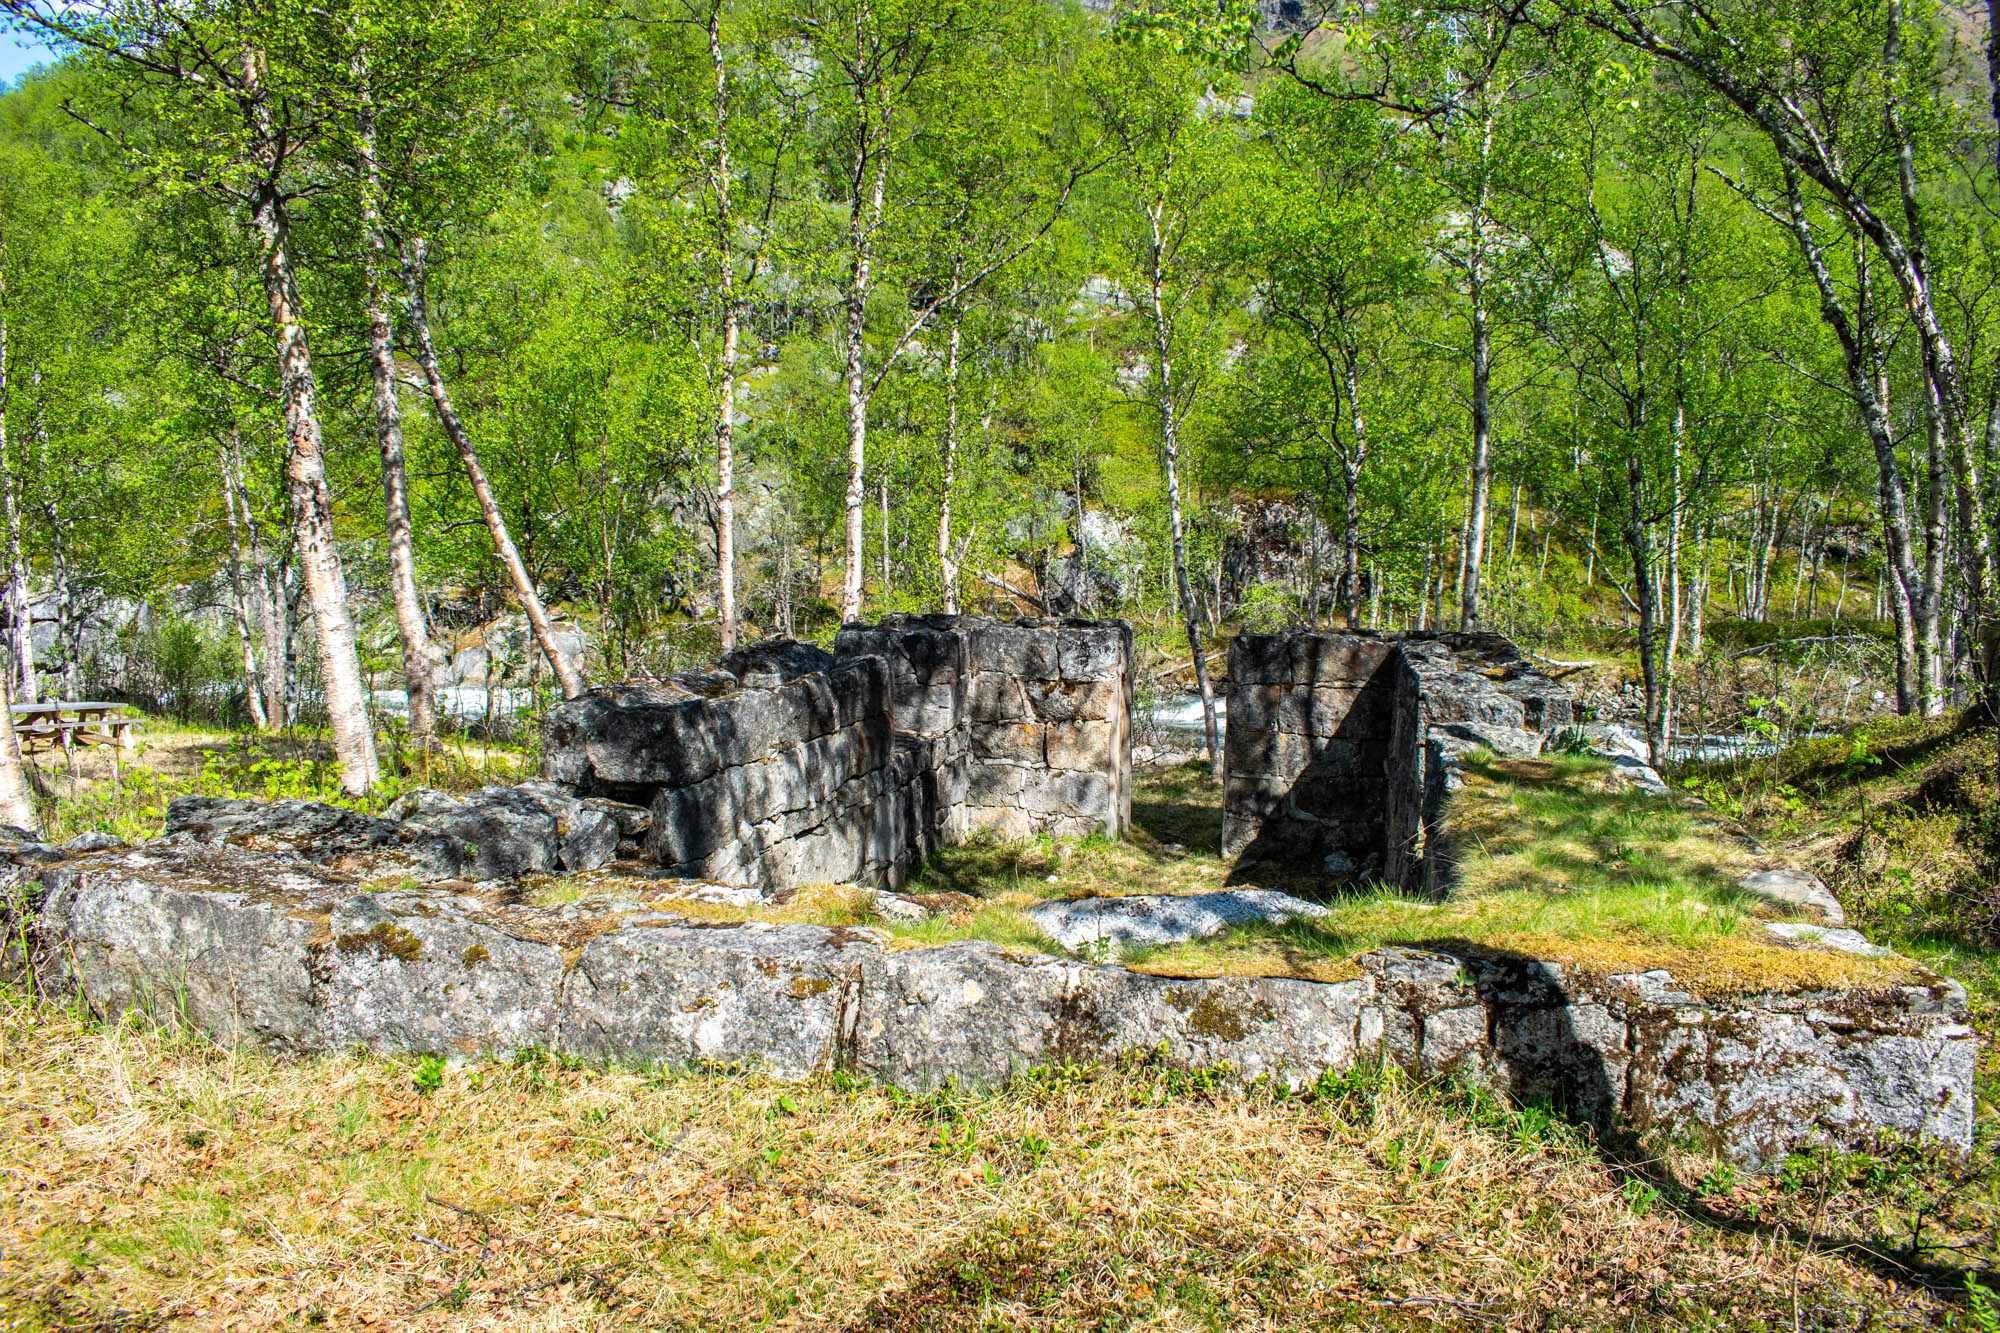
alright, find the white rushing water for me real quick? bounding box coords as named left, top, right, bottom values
left=368, top=686, right=538, bottom=721
left=1148, top=695, right=1226, bottom=737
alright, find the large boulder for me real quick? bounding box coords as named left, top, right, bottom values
left=164, top=796, right=467, bottom=882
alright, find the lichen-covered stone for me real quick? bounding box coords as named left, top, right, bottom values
left=23, top=853, right=1974, bottom=1167
left=164, top=796, right=467, bottom=882
left=1026, top=889, right=1329, bottom=954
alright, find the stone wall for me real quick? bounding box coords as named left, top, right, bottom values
left=1225, top=632, right=1573, bottom=889
left=960, top=619, right=1133, bottom=840
left=20, top=843, right=1973, bottom=1168
left=542, top=617, right=1132, bottom=893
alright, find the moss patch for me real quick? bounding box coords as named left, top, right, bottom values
left=335, top=922, right=424, bottom=963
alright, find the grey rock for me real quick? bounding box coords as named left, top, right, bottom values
left=869, top=891, right=935, bottom=922
left=391, top=786, right=563, bottom=881
left=560, top=919, right=875, bottom=1071
left=1026, top=889, right=1330, bottom=953
left=34, top=844, right=345, bottom=1047
left=721, top=638, right=837, bottom=685
left=164, top=796, right=467, bottom=882
left=1584, top=723, right=1650, bottom=763
left=1740, top=868, right=1845, bottom=926
left=5, top=841, right=67, bottom=867
left=22, top=845, right=1975, bottom=1168
left=1763, top=922, right=1890, bottom=957
left=319, top=891, right=567, bottom=1057
left=1436, top=721, right=1544, bottom=758
left=1607, top=756, right=1670, bottom=795
left=560, top=807, right=622, bottom=872
left=63, top=831, right=127, bottom=853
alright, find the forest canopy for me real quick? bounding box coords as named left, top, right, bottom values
left=0, top=0, right=1996, bottom=795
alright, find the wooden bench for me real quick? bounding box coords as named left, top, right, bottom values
left=11, top=701, right=143, bottom=754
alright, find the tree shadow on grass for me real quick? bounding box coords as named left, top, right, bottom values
left=1130, top=760, right=1224, bottom=853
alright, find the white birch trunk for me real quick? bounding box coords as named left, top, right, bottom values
left=405, top=239, right=585, bottom=700
left=0, top=667, right=35, bottom=833
left=710, top=8, right=740, bottom=652
left=219, top=427, right=271, bottom=730
left=356, top=55, right=438, bottom=750
left=1146, top=201, right=1221, bottom=782
left=840, top=124, right=890, bottom=626
left=243, top=44, right=378, bottom=791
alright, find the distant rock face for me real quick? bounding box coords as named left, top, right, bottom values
left=1026, top=889, right=1330, bottom=954
left=21, top=847, right=1974, bottom=1169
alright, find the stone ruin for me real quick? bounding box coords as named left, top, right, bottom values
left=541, top=615, right=1135, bottom=891
left=1224, top=631, right=1575, bottom=892
left=0, top=617, right=1977, bottom=1168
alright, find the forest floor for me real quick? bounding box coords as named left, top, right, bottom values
left=3, top=715, right=2000, bottom=1329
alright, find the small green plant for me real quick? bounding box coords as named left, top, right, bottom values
left=1545, top=725, right=1594, bottom=757
left=1621, top=1177, right=1662, bottom=1215
left=412, top=1054, right=445, bottom=1096
left=1964, top=1273, right=2000, bottom=1332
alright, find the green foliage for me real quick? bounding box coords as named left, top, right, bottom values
left=412, top=1054, right=446, bottom=1097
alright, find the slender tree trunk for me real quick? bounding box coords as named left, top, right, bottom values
left=1146, top=202, right=1220, bottom=782
left=232, top=427, right=288, bottom=726
left=1784, top=171, right=1927, bottom=713
left=356, top=58, right=437, bottom=751
left=1915, top=370, right=1950, bottom=713
left=1459, top=195, right=1494, bottom=632
left=1340, top=351, right=1369, bottom=629
left=243, top=86, right=378, bottom=791
left=404, top=239, right=585, bottom=700
left=1661, top=400, right=1686, bottom=748
left=0, top=298, right=29, bottom=706
left=0, top=667, right=35, bottom=833
left=47, top=500, right=75, bottom=697
left=709, top=6, right=740, bottom=652
left=219, top=427, right=270, bottom=729
left=1, top=436, right=29, bottom=707
left=840, top=119, right=890, bottom=626
left=1626, top=455, right=1663, bottom=768
left=938, top=296, right=963, bottom=614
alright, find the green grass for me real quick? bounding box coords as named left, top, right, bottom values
left=544, top=756, right=1923, bottom=997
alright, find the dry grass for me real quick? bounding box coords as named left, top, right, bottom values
left=1, top=994, right=1983, bottom=1332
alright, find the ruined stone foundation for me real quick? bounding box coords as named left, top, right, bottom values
left=2, top=620, right=1978, bottom=1169
left=541, top=616, right=1133, bottom=892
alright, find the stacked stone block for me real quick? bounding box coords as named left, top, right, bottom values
left=1224, top=633, right=1400, bottom=870
left=1224, top=631, right=1572, bottom=891
left=961, top=619, right=1133, bottom=841
left=542, top=616, right=1133, bottom=894
left=543, top=651, right=932, bottom=890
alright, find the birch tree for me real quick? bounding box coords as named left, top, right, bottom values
left=789, top=0, right=1076, bottom=624
left=1086, top=21, right=1243, bottom=780
left=7, top=0, right=381, bottom=788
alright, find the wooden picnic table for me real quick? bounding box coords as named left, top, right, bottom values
left=9, top=701, right=142, bottom=754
